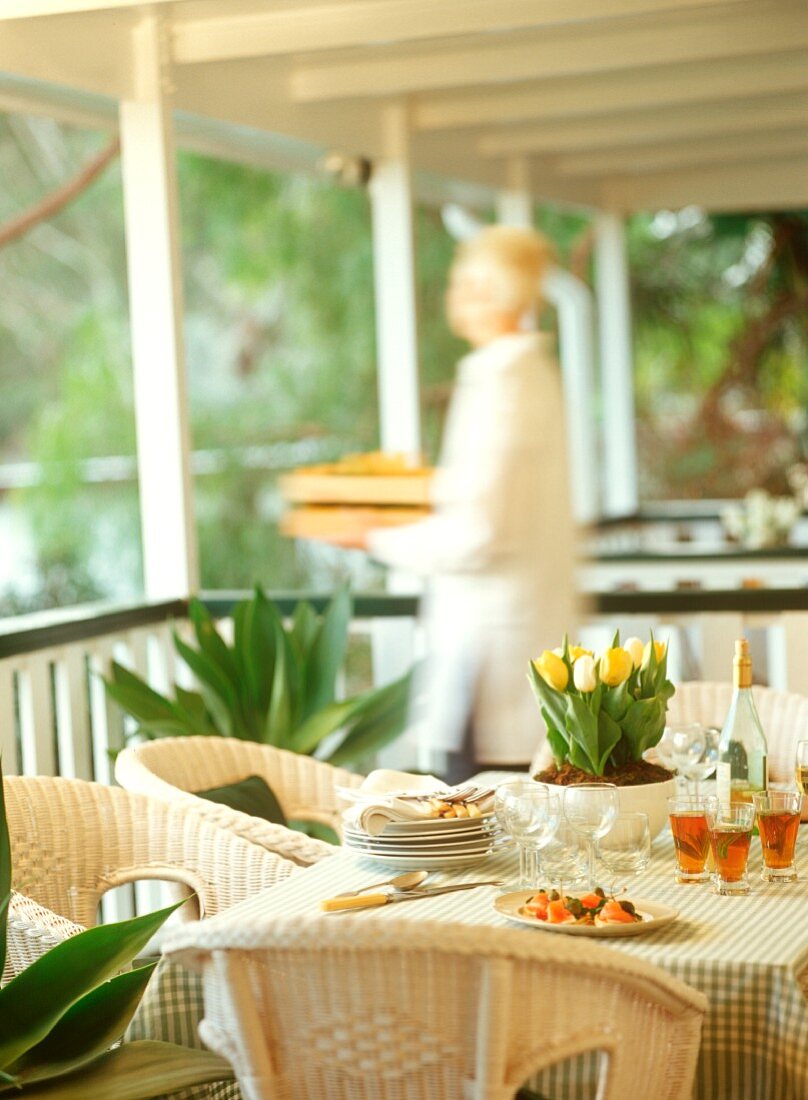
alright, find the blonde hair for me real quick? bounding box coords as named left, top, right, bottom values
left=452, top=226, right=554, bottom=314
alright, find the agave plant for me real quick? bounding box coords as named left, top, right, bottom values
left=104, top=588, right=413, bottom=768
left=0, top=762, right=233, bottom=1097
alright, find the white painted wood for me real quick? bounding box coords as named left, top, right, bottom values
left=17, top=658, right=56, bottom=776
left=120, top=13, right=198, bottom=601
left=369, top=101, right=421, bottom=457
left=697, top=614, right=744, bottom=683
left=53, top=647, right=94, bottom=780
left=494, top=156, right=533, bottom=228
left=558, top=127, right=808, bottom=178
left=602, top=155, right=808, bottom=214
left=543, top=268, right=600, bottom=523
left=479, top=93, right=808, bottom=157
left=0, top=660, right=19, bottom=774
left=173, top=0, right=748, bottom=64
left=593, top=212, right=638, bottom=517
left=87, top=639, right=124, bottom=785
left=291, top=7, right=808, bottom=101
left=414, top=51, right=808, bottom=131
left=148, top=624, right=177, bottom=695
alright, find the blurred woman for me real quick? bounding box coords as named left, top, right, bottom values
left=371, top=226, right=578, bottom=778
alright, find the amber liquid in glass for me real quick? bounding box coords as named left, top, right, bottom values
left=795, top=766, right=808, bottom=795
left=709, top=827, right=751, bottom=882
left=670, top=812, right=710, bottom=874
left=757, top=811, right=800, bottom=869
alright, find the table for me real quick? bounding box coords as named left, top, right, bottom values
left=180, top=830, right=808, bottom=1100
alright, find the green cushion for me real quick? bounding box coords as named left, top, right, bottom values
left=194, top=774, right=286, bottom=826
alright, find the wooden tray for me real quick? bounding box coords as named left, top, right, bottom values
left=280, top=472, right=433, bottom=507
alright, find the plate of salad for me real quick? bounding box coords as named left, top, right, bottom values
left=494, top=888, right=678, bottom=937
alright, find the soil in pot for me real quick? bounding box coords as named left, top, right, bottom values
left=533, top=759, right=674, bottom=788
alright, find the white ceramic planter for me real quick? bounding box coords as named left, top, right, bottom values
left=538, top=777, right=676, bottom=840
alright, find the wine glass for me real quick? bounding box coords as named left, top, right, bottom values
left=540, top=820, right=587, bottom=896
left=505, top=784, right=560, bottom=890
left=495, top=781, right=554, bottom=889
left=671, top=724, right=719, bottom=797
left=598, top=812, right=651, bottom=896
left=795, top=741, right=808, bottom=795
left=563, top=783, right=620, bottom=890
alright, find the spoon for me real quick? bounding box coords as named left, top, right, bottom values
left=338, top=870, right=429, bottom=898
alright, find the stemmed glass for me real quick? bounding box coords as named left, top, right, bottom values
left=495, top=782, right=559, bottom=889
left=598, top=812, right=651, bottom=895
left=671, top=724, right=719, bottom=797
left=563, top=783, right=619, bottom=890
left=505, top=784, right=560, bottom=889
left=540, top=820, right=587, bottom=896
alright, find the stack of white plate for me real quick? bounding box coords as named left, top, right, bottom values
left=342, top=813, right=509, bottom=867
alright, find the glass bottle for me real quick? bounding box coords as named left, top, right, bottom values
left=716, top=638, right=768, bottom=812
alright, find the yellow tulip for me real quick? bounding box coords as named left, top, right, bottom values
left=569, top=645, right=594, bottom=662
left=533, top=650, right=569, bottom=692
left=642, top=639, right=667, bottom=667
left=600, top=647, right=633, bottom=687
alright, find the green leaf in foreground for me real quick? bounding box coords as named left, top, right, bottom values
left=0, top=1041, right=233, bottom=1100
left=0, top=902, right=183, bottom=1071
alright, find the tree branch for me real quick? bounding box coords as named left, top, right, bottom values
left=0, top=137, right=120, bottom=251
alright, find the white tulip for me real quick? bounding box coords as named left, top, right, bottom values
left=573, top=654, right=597, bottom=693
left=623, top=636, right=645, bottom=669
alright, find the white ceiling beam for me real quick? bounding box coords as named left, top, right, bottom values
left=558, top=127, right=808, bottom=176
left=478, top=93, right=808, bottom=156
left=415, top=52, right=808, bottom=132
left=291, top=5, right=808, bottom=102
left=601, top=155, right=808, bottom=213
left=0, top=0, right=175, bottom=16
left=172, top=0, right=747, bottom=65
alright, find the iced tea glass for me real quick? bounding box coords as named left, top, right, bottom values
left=668, top=795, right=715, bottom=884
left=754, top=790, right=801, bottom=882
left=706, top=801, right=756, bottom=896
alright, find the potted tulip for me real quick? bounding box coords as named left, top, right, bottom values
left=528, top=632, right=676, bottom=837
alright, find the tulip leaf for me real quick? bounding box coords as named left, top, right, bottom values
left=0, top=1041, right=233, bottom=1099
left=0, top=901, right=182, bottom=1071
left=543, top=720, right=568, bottom=768
left=564, top=695, right=599, bottom=775
left=602, top=681, right=631, bottom=724
left=6, top=964, right=158, bottom=1084
left=620, top=697, right=666, bottom=761
left=527, top=664, right=568, bottom=739
left=596, top=711, right=623, bottom=775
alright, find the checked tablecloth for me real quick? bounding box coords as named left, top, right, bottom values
left=183, top=828, right=808, bottom=1099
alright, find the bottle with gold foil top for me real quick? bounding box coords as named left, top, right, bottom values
left=716, top=639, right=768, bottom=811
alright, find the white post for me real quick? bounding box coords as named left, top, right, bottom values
left=120, top=14, right=198, bottom=599
left=495, top=155, right=533, bottom=229
left=496, top=158, right=599, bottom=522
left=369, top=101, right=421, bottom=457
left=368, top=101, right=421, bottom=768
left=594, top=211, right=639, bottom=517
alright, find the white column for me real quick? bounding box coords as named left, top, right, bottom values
left=368, top=102, right=422, bottom=768
left=120, top=14, right=198, bottom=599
left=495, top=156, right=533, bottom=229
left=369, top=101, right=421, bottom=457
left=594, top=211, right=639, bottom=516
left=496, top=158, right=599, bottom=522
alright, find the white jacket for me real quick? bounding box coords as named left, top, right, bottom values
left=368, top=332, right=578, bottom=765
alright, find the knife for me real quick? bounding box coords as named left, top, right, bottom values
left=320, top=880, right=503, bottom=912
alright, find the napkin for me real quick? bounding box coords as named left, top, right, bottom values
left=343, top=774, right=495, bottom=836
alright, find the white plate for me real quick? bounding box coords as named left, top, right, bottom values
left=494, top=892, right=678, bottom=938
left=343, top=827, right=501, bottom=845
left=342, top=815, right=496, bottom=835
left=344, top=843, right=507, bottom=859
left=346, top=850, right=499, bottom=868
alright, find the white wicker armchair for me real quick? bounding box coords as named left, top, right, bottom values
left=165, top=916, right=708, bottom=1100
left=115, top=738, right=364, bottom=864
left=667, top=681, right=808, bottom=783
left=4, top=775, right=299, bottom=932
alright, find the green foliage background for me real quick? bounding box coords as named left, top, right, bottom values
left=0, top=114, right=806, bottom=615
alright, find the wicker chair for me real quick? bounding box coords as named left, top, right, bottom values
left=667, top=681, right=808, bottom=783
left=165, top=915, right=708, bottom=1100
left=115, top=738, right=364, bottom=864
left=4, top=775, right=299, bottom=934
